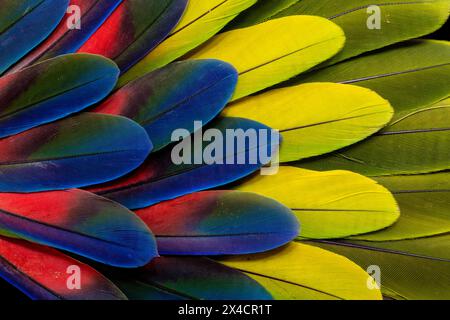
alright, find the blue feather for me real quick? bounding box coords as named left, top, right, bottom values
left=0, top=0, right=69, bottom=74
left=0, top=113, right=152, bottom=192
left=0, top=189, right=157, bottom=268
left=0, top=54, right=119, bottom=138
left=136, top=191, right=300, bottom=255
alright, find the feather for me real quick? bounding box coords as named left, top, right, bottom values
left=78, top=0, right=187, bottom=73
left=0, top=54, right=119, bottom=138
left=350, top=172, right=450, bottom=241
left=291, top=40, right=450, bottom=120
left=88, top=117, right=281, bottom=209
left=235, top=167, right=400, bottom=239
left=186, top=16, right=345, bottom=101
left=224, top=0, right=299, bottom=29
left=343, top=234, right=450, bottom=261
left=8, top=0, right=122, bottom=72
left=93, top=60, right=238, bottom=151
left=0, top=0, right=69, bottom=74
left=107, top=256, right=273, bottom=300
left=307, top=235, right=450, bottom=300
left=223, top=83, right=393, bottom=162
left=229, top=0, right=450, bottom=66
left=218, top=242, right=382, bottom=300
left=0, top=189, right=157, bottom=267
left=119, top=0, right=257, bottom=86
left=0, top=236, right=127, bottom=300
left=135, top=191, right=299, bottom=255
left=0, top=113, right=152, bottom=192
left=298, top=97, right=450, bottom=176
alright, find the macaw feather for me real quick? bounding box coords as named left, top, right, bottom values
left=0, top=54, right=119, bottom=137
left=107, top=256, right=273, bottom=300
left=0, top=113, right=152, bottom=192
left=0, top=189, right=157, bottom=267
left=0, top=236, right=127, bottom=300
left=136, top=191, right=299, bottom=255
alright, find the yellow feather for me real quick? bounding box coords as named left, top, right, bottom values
left=219, top=242, right=382, bottom=300
left=235, top=167, right=400, bottom=239
left=187, top=16, right=345, bottom=101
left=119, top=0, right=257, bottom=86
left=223, top=83, right=393, bottom=162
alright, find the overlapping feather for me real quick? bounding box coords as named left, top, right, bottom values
left=236, top=167, right=400, bottom=239
left=78, top=0, right=188, bottom=73
left=292, top=40, right=450, bottom=118
left=352, top=172, right=450, bottom=241
left=108, top=256, right=273, bottom=300
left=186, top=16, right=345, bottom=101
left=308, top=236, right=450, bottom=300
left=120, top=0, right=258, bottom=85
left=298, top=97, right=450, bottom=176
left=94, top=60, right=238, bottom=151
left=229, top=0, right=450, bottom=66
left=8, top=0, right=123, bottom=72
left=88, top=117, right=281, bottom=209
left=223, top=83, right=393, bottom=162
left=219, top=242, right=382, bottom=300
left=0, top=0, right=447, bottom=301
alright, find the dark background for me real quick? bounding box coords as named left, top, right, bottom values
left=0, top=20, right=448, bottom=301
left=426, top=19, right=449, bottom=40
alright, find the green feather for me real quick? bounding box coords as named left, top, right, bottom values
left=297, top=97, right=450, bottom=176
left=305, top=235, right=450, bottom=300
left=291, top=40, right=450, bottom=119
left=351, top=172, right=450, bottom=241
